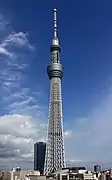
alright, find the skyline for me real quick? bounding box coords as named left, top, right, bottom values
left=0, top=0, right=112, bottom=170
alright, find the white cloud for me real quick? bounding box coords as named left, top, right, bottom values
left=0, top=46, right=12, bottom=57
left=0, top=114, right=46, bottom=170
left=64, top=86, right=112, bottom=168
left=1, top=32, right=35, bottom=52
left=64, top=130, right=72, bottom=139
left=4, top=88, right=44, bottom=117
left=0, top=31, right=35, bottom=90
left=0, top=13, right=42, bottom=119
left=0, top=12, right=47, bottom=171
left=0, top=113, right=78, bottom=170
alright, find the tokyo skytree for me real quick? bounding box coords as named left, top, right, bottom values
left=44, top=9, right=65, bottom=175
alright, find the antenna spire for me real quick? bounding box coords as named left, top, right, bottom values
left=51, top=8, right=60, bottom=47
left=53, top=8, right=57, bottom=38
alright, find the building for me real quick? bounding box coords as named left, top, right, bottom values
left=11, top=168, right=44, bottom=180
left=50, top=168, right=98, bottom=180
left=94, top=165, right=101, bottom=173
left=34, top=142, right=46, bottom=174
left=0, top=171, right=11, bottom=180
left=62, top=167, right=87, bottom=173
left=44, top=9, right=65, bottom=175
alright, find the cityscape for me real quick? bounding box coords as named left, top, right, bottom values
left=0, top=1, right=112, bottom=180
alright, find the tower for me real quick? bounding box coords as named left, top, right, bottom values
left=44, top=9, right=65, bottom=175
left=34, top=142, right=46, bottom=174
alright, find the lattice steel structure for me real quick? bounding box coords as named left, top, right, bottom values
left=44, top=9, right=65, bottom=175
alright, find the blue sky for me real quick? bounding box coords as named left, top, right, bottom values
left=0, top=0, right=112, bottom=170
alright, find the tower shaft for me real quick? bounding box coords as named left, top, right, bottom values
left=44, top=9, right=65, bottom=175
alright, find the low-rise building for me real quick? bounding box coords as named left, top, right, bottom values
left=11, top=168, right=46, bottom=180
left=52, top=168, right=98, bottom=180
